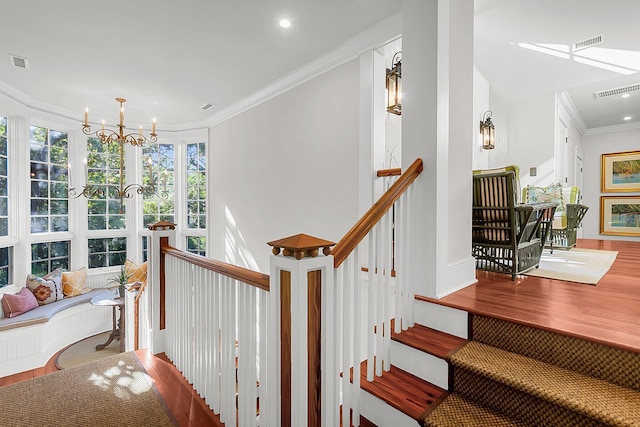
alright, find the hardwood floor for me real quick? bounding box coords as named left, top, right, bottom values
left=426, top=238, right=640, bottom=354
left=2, top=238, right=638, bottom=426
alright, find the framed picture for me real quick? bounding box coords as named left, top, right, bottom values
left=600, top=196, right=640, bottom=236
left=601, top=150, right=640, bottom=192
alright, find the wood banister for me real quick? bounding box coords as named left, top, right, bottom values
left=332, top=158, right=423, bottom=268
left=161, top=245, right=271, bottom=291
left=377, top=168, right=402, bottom=177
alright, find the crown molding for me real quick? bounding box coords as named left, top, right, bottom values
left=584, top=120, right=640, bottom=136
left=0, top=12, right=401, bottom=134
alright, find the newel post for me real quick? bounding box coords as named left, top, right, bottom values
left=147, top=220, right=177, bottom=355
left=268, top=234, right=337, bottom=427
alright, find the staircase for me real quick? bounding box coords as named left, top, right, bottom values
left=357, top=299, right=640, bottom=427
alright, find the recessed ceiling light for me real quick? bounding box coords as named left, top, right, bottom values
left=279, top=19, right=291, bottom=29
left=621, top=93, right=631, bottom=98
left=623, top=116, right=632, bottom=121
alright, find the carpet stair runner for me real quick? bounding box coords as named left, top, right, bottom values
left=424, top=315, right=640, bottom=426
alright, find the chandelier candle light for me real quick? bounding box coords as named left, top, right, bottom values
left=70, top=98, right=157, bottom=213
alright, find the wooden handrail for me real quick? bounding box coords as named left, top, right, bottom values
left=332, top=158, right=423, bottom=268
left=162, top=245, right=271, bottom=292
left=377, top=168, right=401, bottom=177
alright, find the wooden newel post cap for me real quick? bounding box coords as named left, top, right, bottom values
left=148, top=220, right=177, bottom=231
left=267, top=234, right=335, bottom=260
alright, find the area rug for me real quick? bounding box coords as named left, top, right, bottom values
left=56, top=331, right=120, bottom=369
left=523, top=248, right=617, bottom=285
left=0, top=352, right=176, bottom=426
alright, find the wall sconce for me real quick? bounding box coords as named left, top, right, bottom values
left=480, top=110, right=495, bottom=150
left=386, top=51, right=402, bottom=115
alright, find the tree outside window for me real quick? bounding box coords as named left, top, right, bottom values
left=143, top=143, right=175, bottom=227
left=30, top=126, right=69, bottom=233
left=86, top=137, right=127, bottom=230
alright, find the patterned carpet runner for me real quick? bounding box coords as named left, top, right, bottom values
left=423, top=315, right=640, bottom=426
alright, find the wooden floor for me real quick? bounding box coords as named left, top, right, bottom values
left=432, top=238, right=640, bottom=354
left=2, top=238, right=638, bottom=426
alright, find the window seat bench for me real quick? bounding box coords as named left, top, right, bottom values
left=0, top=288, right=113, bottom=378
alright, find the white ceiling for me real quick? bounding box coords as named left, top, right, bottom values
left=1, top=0, right=638, bottom=132
left=475, top=0, right=640, bottom=131
left=0, top=0, right=401, bottom=129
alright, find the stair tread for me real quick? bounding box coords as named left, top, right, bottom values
left=423, top=394, right=529, bottom=427
left=358, top=360, right=446, bottom=421
left=391, top=321, right=467, bottom=359
left=453, top=341, right=640, bottom=424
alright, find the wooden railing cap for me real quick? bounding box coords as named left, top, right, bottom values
left=148, top=220, right=177, bottom=231
left=267, top=233, right=335, bottom=260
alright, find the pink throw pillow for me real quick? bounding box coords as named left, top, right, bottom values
left=1, top=287, right=39, bottom=318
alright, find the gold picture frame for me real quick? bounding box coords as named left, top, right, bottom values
left=601, top=150, right=640, bottom=192
left=600, top=196, right=640, bottom=236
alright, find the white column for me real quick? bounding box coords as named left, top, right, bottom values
left=401, top=0, right=476, bottom=299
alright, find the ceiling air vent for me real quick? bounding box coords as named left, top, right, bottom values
left=9, top=54, right=29, bottom=69
left=573, top=34, right=604, bottom=52
left=594, top=83, right=640, bottom=99
left=200, top=103, right=215, bottom=111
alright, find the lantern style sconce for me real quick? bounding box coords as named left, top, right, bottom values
left=386, top=51, right=402, bottom=115
left=480, top=110, right=495, bottom=150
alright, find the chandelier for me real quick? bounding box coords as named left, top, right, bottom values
left=69, top=98, right=157, bottom=213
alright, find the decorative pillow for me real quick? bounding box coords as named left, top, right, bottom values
left=524, top=183, right=565, bottom=214
left=0, top=285, right=21, bottom=319
left=62, top=267, right=88, bottom=297
left=1, top=287, right=39, bottom=318
left=26, top=269, right=63, bottom=305
left=125, top=260, right=148, bottom=284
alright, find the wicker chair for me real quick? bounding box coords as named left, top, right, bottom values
left=523, top=185, right=589, bottom=250
left=472, top=170, right=556, bottom=280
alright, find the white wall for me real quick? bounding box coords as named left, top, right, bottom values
left=506, top=91, right=556, bottom=190
left=472, top=66, right=490, bottom=170
left=582, top=127, right=640, bottom=241
left=487, top=87, right=510, bottom=169
left=208, top=59, right=361, bottom=273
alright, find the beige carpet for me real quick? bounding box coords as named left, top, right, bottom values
left=0, top=352, right=176, bottom=426
left=523, top=248, right=617, bottom=284
left=56, top=331, right=120, bottom=369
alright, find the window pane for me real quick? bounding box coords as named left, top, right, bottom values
left=32, top=242, right=49, bottom=261
left=31, top=181, right=48, bottom=198
left=87, top=237, right=127, bottom=268
left=86, top=137, right=126, bottom=229
left=50, top=200, right=68, bottom=215
left=186, top=236, right=206, bottom=257
left=143, top=143, right=175, bottom=227
left=88, top=238, right=107, bottom=253
left=88, top=254, right=105, bottom=269
left=30, top=217, right=48, bottom=233
left=0, top=246, right=10, bottom=287
left=31, top=241, right=69, bottom=274
left=30, top=162, right=48, bottom=180
left=88, top=216, right=106, bottom=230
left=51, top=216, right=69, bottom=232
left=30, top=125, right=69, bottom=234
left=186, top=142, right=206, bottom=230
